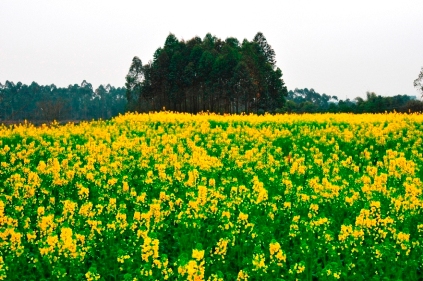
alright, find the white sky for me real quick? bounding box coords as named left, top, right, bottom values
left=1, top=0, right=422, bottom=100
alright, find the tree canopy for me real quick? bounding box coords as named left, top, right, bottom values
left=126, top=32, right=288, bottom=114
left=284, top=88, right=421, bottom=113
left=0, top=81, right=126, bottom=122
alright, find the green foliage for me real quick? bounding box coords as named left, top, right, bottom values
left=125, top=57, right=143, bottom=112
left=0, top=81, right=126, bottom=122
left=285, top=88, right=420, bottom=113
left=128, top=32, right=288, bottom=114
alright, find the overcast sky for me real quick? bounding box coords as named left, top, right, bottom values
left=1, top=1, right=422, bottom=99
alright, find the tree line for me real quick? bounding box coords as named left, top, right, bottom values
left=1, top=82, right=421, bottom=124
left=1, top=32, right=422, bottom=123
left=0, top=80, right=126, bottom=122
left=125, top=32, right=288, bottom=114
left=284, top=88, right=423, bottom=113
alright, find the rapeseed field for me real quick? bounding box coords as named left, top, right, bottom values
left=0, top=112, right=423, bottom=280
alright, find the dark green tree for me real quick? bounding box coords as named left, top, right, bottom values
left=253, top=32, right=276, bottom=66
left=128, top=32, right=288, bottom=114
left=0, top=80, right=126, bottom=122
left=79, top=80, right=94, bottom=119
left=125, top=56, right=143, bottom=111
left=231, top=61, right=256, bottom=113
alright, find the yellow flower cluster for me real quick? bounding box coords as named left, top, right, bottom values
left=0, top=112, right=423, bottom=280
